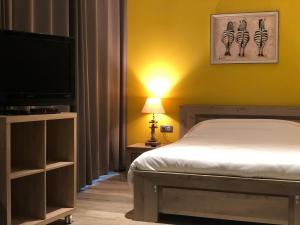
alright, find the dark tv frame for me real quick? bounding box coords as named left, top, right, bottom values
left=0, top=30, right=75, bottom=106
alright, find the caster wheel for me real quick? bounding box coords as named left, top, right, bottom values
left=65, top=215, right=73, bottom=224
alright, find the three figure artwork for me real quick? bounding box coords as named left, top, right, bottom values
left=221, top=19, right=267, bottom=58
left=211, top=12, right=278, bottom=64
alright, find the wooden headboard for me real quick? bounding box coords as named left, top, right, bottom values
left=179, top=105, right=300, bottom=137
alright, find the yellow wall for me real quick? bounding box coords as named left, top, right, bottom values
left=127, top=0, right=300, bottom=145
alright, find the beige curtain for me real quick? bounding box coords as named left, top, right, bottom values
left=0, top=0, right=127, bottom=189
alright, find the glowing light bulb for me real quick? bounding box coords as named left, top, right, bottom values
left=147, top=78, right=171, bottom=97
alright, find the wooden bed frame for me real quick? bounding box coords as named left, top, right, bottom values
left=133, top=105, right=300, bottom=225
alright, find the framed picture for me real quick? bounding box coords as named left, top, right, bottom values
left=210, top=11, right=279, bottom=64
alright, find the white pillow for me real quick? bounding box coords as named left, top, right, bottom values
left=184, top=119, right=300, bottom=141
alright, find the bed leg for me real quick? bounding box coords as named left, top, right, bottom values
left=134, top=174, right=158, bottom=222
left=289, top=195, right=300, bottom=225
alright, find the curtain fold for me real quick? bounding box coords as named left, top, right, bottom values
left=75, top=0, right=126, bottom=188
left=0, top=0, right=11, bottom=29
left=0, top=0, right=127, bottom=189
left=0, top=0, right=69, bottom=35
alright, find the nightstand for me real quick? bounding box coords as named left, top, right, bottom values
left=125, top=143, right=162, bottom=171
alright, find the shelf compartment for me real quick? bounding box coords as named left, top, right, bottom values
left=11, top=173, right=45, bottom=224
left=11, top=121, right=45, bottom=173
left=46, top=161, right=74, bottom=171
left=10, top=168, right=44, bottom=180
left=46, top=119, right=75, bottom=163
left=46, top=166, right=75, bottom=213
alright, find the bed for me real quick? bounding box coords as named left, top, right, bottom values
left=129, top=105, right=300, bottom=225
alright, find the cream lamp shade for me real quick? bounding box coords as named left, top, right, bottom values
left=141, top=98, right=165, bottom=114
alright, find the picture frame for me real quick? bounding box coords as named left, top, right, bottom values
left=210, top=11, right=279, bottom=64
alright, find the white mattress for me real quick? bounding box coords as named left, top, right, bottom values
left=128, top=119, right=300, bottom=182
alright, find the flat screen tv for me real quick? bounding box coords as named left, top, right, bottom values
left=0, top=30, right=75, bottom=106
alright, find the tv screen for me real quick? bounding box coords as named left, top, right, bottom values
left=0, top=30, right=75, bottom=106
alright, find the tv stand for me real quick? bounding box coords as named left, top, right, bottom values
left=0, top=113, right=77, bottom=225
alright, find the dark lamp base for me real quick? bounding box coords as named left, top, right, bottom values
left=145, top=140, right=161, bottom=147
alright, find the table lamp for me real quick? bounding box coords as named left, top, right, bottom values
left=142, top=97, right=165, bottom=147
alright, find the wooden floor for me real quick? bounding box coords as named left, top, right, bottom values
left=50, top=173, right=267, bottom=225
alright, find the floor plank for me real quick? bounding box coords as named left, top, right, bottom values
left=50, top=173, right=267, bottom=225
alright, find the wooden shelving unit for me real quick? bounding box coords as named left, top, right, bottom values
left=0, top=113, right=77, bottom=225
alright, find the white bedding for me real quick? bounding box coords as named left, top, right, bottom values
left=128, top=119, right=300, bottom=182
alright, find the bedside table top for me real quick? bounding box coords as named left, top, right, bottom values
left=126, top=143, right=164, bottom=150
